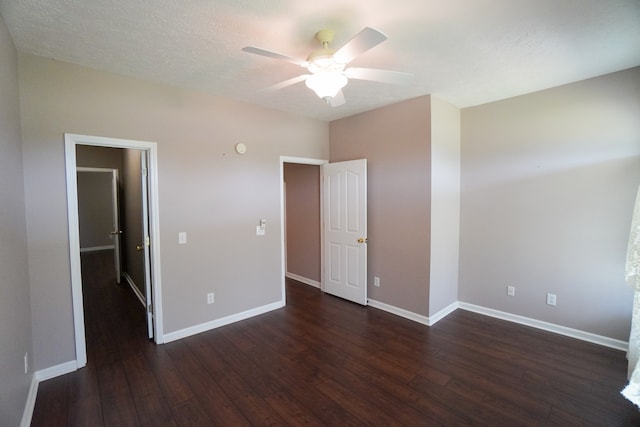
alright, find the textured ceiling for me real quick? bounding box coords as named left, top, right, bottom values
left=1, top=0, right=639, bottom=121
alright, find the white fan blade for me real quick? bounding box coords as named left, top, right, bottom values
left=333, top=27, right=387, bottom=64
left=242, top=46, right=309, bottom=67
left=345, top=67, right=413, bottom=85
left=328, top=90, right=346, bottom=107
left=261, top=74, right=309, bottom=92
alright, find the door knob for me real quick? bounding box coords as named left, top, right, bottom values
left=357, top=238, right=368, bottom=243
left=136, top=245, right=144, bottom=251
left=110, top=230, right=123, bottom=235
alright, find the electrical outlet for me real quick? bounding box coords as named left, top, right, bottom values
left=178, top=232, right=187, bottom=244
left=546, top=293, right=557, bottom=306
left=374, top=276, right=380, bottom=287
left=24, top=353, right=28, bottom=374
left=207, top=292, right=214, bottom=304
left=507, top=286, right=515, bottom=296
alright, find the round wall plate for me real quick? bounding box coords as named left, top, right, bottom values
left=235, top=143, right=247, bottom=154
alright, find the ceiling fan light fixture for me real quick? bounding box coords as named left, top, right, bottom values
left=305, top=71, right=348, bottom=99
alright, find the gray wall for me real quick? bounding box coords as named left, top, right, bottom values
left=76, top=171, right=115, bottom=249
left=18, top=53, right=329, bottom=370
left=75, top=146, right=125, bottom=254
left=459, top=67, right=640, bottom=341
left=330, top=96, right=432, bottom=316
left=429, top=97, right=461, bottom=315
left=0, top=15, right=33, bottom=427
left=76, top=145, right=124, bottom=170
left=284, top=163, right=321, bottom=282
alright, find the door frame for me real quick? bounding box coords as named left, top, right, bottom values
left=65, top=133, right=164, bottom=369
left=76, top=167, right=122, bottom=282
left=279, top=156, right=327, bottom=303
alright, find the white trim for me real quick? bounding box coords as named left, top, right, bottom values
left=367, top=298, right=627, bottom=351
left=163, top=301, right=284, bottom=343
left=20, top=375, right=38, bottom=427
left=34, top=360, right=77, bottom=382
left=286, top=272, right=320, bottom=288
left=20, top=360, right=77, bottom=427
left=279, top=156, right=328, bottom=304
left=368, top=298, right=430, bottom=326
left=80, top=245, right=114, bottom=253
left=428, top=301, right=459, bottom=325
left=65, top=133, right=164, bottom=366
left=123, top=272, right=146, bottom=306
left=77, top=167, right=116, bottom=173
left=458, top=302, right=628, bottom=351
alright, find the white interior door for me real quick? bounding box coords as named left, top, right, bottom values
left=322, top=159, right=367, bottom=305
left=140, top=152, right=154, bottom=339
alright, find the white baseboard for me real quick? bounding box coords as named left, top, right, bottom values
left=34, top=360, right=78, bottom=382
left=428, top=301, right=460, bottom=325
left=368, top=298, right=627, bottom=351
left=20, top=374, right=38, bottom=427
left=286, top=272, right=320, bottom=288
left=79, top=245, right=114, bottom=253
left=368, top=298, right=431, bottom=325
left=19, top=360, right=77, bottom=426
left=458, top=302, right=628, bottom=351
left=162, top=300, right=285, bottom=343
left=122, top=272, right=146, bottom=307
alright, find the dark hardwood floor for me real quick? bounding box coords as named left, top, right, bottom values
left=31, top=250, right=639, bottom=426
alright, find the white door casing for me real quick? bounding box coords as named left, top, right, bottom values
left=65, top=133, right=164, bottom=369
left=322, top=159, right=368, bottom=305
left=279, top=156, right=327, bottom=304
left=110, top=169, right=123, bottom=283
left=140, top=152, right=154, bottom=339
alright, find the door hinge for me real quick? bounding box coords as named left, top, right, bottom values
left=142, top=168, right=148, bottom=177
left=145, top=236, right=150, bottom=246
left=147, top=304, right=153, bottom=314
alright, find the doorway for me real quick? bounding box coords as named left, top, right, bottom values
left=65, top=133, right=163, bottom=369
left=280, top=156, right=368, bottom=306
left=283, top=162, right=322, bottom=287
left=76, top=167, right=122, bottom=283
left=280, top=157, right=326, bottom=303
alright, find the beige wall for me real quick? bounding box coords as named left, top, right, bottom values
left=0, top=15, right=33, bottom=427
left=460, top=67, right=640, bottom=340
left=330, top=96, right=432, bottom=316
left=429, top=97, right=461, bottom=315
left=77, top=145, right=125, bottom=170
left=284, top=163, right=321, bottom=283
left=76, top=146, right=125, bottom=250
left=76, top=171, right=115, bottom=249
left=18, top=54, right=329, bottom=370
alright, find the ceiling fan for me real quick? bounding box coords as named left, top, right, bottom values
left=242, top=27, right=413, bottom=107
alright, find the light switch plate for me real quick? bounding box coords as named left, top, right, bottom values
left=178, top=232, right=187, bottom=244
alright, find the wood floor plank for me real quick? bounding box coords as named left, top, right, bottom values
left=163, top=340, right=252, bottom=426
left=121, top=353, right=177, bottom=427
left=169, top=398, right=214, bottom=426
left=30, top=375, right=69, bottom=427
left=67, top=363, right=104, bottom=426
left=30, top=252, right=640, bottom=426
left=96, top=361, right=141, bottom=427
left=140, top=343, right=194, bottom=408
